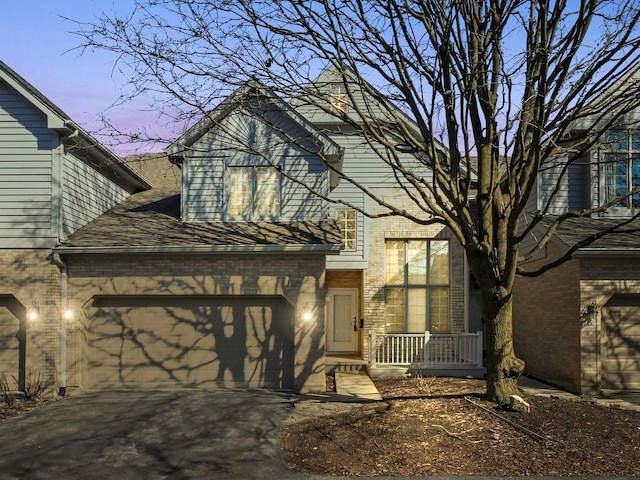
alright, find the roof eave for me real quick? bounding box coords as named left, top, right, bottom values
left=53, top=244, right=343, bottom=255
left=574, top=248, right=640, bottom=257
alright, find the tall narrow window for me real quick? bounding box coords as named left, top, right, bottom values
left=329, top=84, right=349, bottom=113
left=337, top=209, right=357, bottom=251
left=602, top=130, right=640, bottom=212
left=228, top=166, right=280, bottom=219
left=385, top=239, right=450, bottom=333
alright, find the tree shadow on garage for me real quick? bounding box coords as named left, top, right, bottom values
left=87, top=295, right=296, bottom=390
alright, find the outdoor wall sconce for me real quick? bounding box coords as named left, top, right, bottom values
left=301, top=304, right=313, bottom=322
left=27, top=302, right=40, bottom=323
left=585, top=301, right=597, bottom=326
left=62, top=304, right=74, bottom=321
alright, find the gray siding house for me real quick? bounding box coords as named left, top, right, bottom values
left=514, top=69, right=640, bottom=394
left=0, top=60, right=151, bottom=393
left=2, top=62, right=482, bottom=396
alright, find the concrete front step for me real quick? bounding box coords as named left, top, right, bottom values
left=325, top=356, right=369, bottom=374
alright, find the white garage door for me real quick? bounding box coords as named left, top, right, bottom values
left=602, top=294, right=640, bottom=391
left=87, top=296, right=294, bottom=390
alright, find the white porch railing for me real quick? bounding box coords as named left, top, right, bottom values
left=369, top=331, right=483, bottom=369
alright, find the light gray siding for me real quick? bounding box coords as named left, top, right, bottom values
left=61, top=153, right=130, bottom=237
left=325, top=127, right=433, bottom=266
left=536, top=152, right=592, bottom=216
left=0, top=82, right=55, bottom=247
left=183, top=109, right=330, bottom=222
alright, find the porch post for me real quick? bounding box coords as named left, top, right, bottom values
left=424, top=331, right=431, bottom=365
left=369, top=332, right=376, bottom=369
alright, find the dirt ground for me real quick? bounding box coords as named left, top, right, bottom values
left=279, top=376, right=640, bottom=477
left=0, top=397, right=48, bottom=421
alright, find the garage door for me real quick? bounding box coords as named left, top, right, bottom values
left=0, top=305, right=20, bottom=384
left=602, top=294, right=640, bottom=391
left=87, top=296, right=294, bottom=390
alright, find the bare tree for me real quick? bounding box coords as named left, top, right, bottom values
left=73, top=0, right=640, bottom=401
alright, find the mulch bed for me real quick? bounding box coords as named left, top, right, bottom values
left=280, top=376, right=640, bottom=476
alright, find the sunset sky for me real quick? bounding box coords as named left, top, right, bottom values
left=0, top=1, right=165, bottom=155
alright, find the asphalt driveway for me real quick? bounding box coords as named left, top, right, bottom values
left=0, top=389, right=304, bottom=480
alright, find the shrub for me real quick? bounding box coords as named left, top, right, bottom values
left=0, top=374, right=15, bottom=406
left=12, top=369, right=48, bottom=401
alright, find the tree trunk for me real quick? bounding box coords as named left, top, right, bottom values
left=484, top=294, right=525, bottom=403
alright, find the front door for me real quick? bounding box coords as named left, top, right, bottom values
left=327, top=288, right=358, bottom=353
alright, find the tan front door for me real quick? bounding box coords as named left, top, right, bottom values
left=327, top=289, right=358, bottom=353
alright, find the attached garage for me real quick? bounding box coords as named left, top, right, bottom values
left=601, top=294, right=640, bottom=391
left=86, top=295, right=294, bottom=390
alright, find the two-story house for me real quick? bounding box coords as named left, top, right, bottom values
left=5, top=63, right=483, bottom=396
left=0, top=60, right=151, bottom=394
left=514, top=70, right=640, bottom=395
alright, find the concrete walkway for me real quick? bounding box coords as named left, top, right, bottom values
left=334, top=371, right=382, bottom=401
left=519, top=376, right=640, bottom=412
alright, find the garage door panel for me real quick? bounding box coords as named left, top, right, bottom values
left=602, top=301, right=640, bottom=391
left=87, top=297, right=293, bottom=390
left=606, top=340, right=640, bottom=358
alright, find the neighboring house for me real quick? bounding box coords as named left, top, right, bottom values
left=0, top=60, right=151, bottom=393
left=514, top=71, right=640, bottom=394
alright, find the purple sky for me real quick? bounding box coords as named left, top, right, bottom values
left=0, top=1, right=165, bottom=156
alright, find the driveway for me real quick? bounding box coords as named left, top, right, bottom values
left=0, top=389, right=310, bottom=480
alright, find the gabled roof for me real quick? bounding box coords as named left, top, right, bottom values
left=0, top=60, right=152, bottom=193
left=566, top=64, right=640, bottom=132
left=54, top=155, right=342, bottom=254
left=291, top=64, right=467, bottom=180
left=165, top=80, right=344, bottom=163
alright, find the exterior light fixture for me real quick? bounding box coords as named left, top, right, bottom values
left=63, top=305, right=74, bottom=321
left=27, top=302, right=40, bottom=322
left=585, top=301, right=597, bottom=326
left=301, top=304, right=313, bottom=321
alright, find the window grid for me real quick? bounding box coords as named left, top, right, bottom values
left=603, top=130, right=640, bottom=210
left=329, top=84, right=349, bottom=113
left=337, top=209, right=357, bottom=251
left=228, top=166, right=280, bottom=219
left=385, top=239, right=450, bottom=333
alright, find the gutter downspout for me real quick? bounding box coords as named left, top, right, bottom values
left=53, top=253, right=67, bottom=397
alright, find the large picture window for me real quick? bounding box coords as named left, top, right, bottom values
left=602, top=130, right=640, bottom=212
left=385, top=239, right=450, bottom=333
left=228, top=166, right=280, bottom=218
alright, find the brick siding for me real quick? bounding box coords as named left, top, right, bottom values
left=64, top=252, right=328, bottom=393
left=0, top=249, right=61, bottom=395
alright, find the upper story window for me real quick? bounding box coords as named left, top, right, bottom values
left=385, top=239, right=450, bottom=333
left=228, top=166, right=280, bottom=219
left=602, top=130, right=640, bottom=213
left=337, top=209, right=357, bottom=251
left=329, top=84, right=349, bottom=113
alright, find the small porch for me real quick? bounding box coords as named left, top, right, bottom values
left=368, top=331, right=484, bottom=378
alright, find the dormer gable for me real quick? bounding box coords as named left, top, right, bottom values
left=165, top=81, right=343, bottom=223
